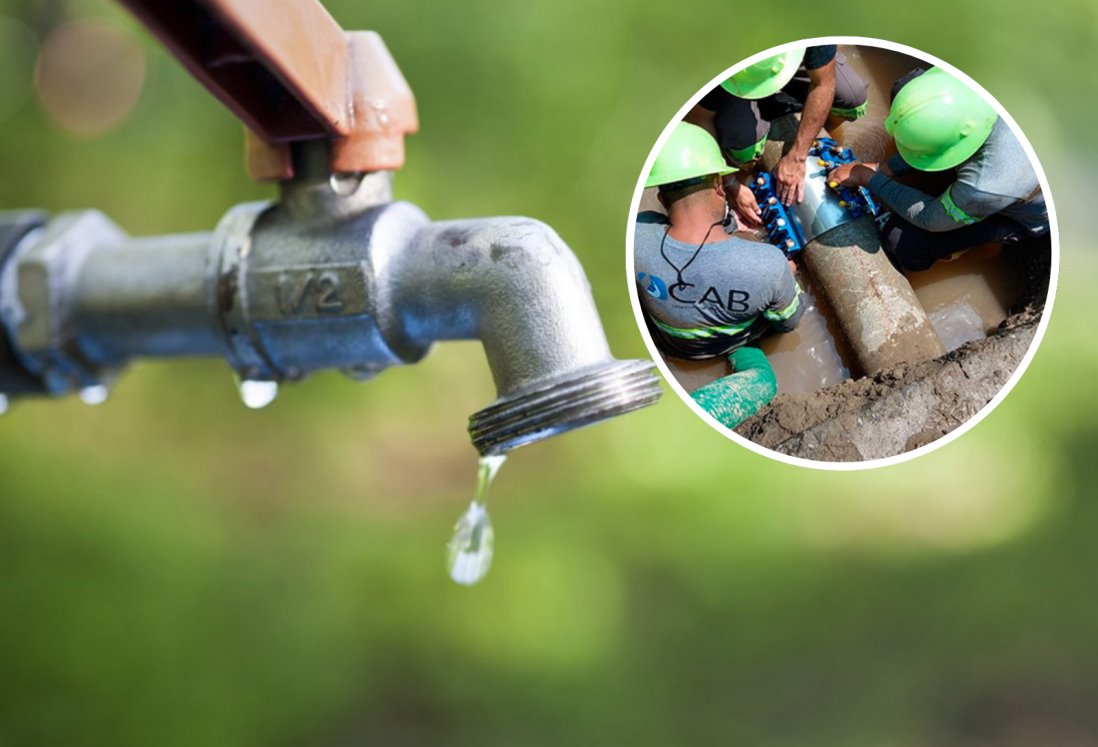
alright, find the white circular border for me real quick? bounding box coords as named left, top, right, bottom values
left=624, top=35, right=1061, bottom=472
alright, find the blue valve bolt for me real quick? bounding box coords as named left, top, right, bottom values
left=749, top=171, right=805, bottom=255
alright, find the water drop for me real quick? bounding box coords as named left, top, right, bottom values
left=0, top=393, right=8, bottom=414
left=447, top=501, right=494, bottom=586
left=79, top=384, right=108, bottom=405
left=447, top=454, right=506, bottom=586
left=239, top=379, right=278, bottom=409
left=474, top=454, right=506, bottom=501
left=369, top=97, right=390, bottom=127
left=329, top=171, right=364, bottom=196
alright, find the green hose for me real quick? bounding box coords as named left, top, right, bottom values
left=690, top=346, right=777, bottom=428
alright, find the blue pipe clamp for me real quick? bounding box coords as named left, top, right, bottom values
left=750, top=137, right=879, bottom=256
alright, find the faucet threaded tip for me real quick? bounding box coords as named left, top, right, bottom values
left=468, top=359, right=662, bottom=455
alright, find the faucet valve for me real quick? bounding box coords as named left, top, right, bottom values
left=117, top=0, right=418, bottom=181
left=0, top=1, right=663, bottom=452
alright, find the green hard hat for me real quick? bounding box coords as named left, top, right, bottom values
left=720, top=49, right=806, bottom=100
left=885, top=67, right=997, bottom=171
left=646, top=122, right=736, bottom=188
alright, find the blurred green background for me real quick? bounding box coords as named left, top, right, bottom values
left=0, top=1, right=1095, bottom=745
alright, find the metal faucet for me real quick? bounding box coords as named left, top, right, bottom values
left=0, top=0, right=660, bottom=454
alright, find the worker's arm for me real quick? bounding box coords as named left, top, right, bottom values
left=774, top=60, right=836, bottom=206
left=763, top=258, right=804, bottom=333
left=866, top=174, right=1020, bottom=232
left=726, top=177, right=762, bottom=229
left=827, top=160, right=888, bottom=186
left=884, top=153, right=913, bottom=177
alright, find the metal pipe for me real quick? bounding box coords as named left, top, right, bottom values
left=73, top=232, right=221, bottom=362
left=0, top=211, right=48, bottom=395
left=761, top=117, right=944, bottom=374
left=791, top=153, right=858, bottom=244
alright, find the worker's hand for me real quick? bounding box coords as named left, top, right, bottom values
left=775, top=152, right=806, bottom=206
left=730, top=181, right=762, bottom=229
left=829, top=162, right=877, bottom=189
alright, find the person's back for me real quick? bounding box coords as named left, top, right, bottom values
left=873, top=116, right=1047, bottom=236
left=634, top=212, right=803, bottom=359
left=952, top=117, right=1047, bottom=234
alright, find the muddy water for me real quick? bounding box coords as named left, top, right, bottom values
left=661, top=354, right=730, bottom=394
left=828, top=45, right=925, bottom=164
left=757, top=271, right=854, bottom=394
left=661, top=247, right=1019, bottom=396
left=908, top=244, right=1020, bottom=351
left=645, top=46, right=1023, bottom=397
left=661, top=271, right=853, bottom=396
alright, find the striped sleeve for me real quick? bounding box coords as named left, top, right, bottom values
left=765, top=262, right=804, bottom=333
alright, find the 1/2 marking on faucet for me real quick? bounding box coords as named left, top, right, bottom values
left=278, top=271, right=313, bottom=314
left=315, top=272, right=343, bottom=313
left=252, top=266, right=366, bottom=319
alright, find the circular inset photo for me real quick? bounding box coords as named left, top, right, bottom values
left=627, top=38, right=1057, bottom=468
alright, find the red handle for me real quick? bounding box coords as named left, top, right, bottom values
left=117, top=0, right=418, bottom=180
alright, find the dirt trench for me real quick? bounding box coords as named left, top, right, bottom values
left=736, top=312, right=1036, bottom=461
left=736, top=243, right=1050, bottom=462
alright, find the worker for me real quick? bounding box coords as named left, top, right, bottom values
left=828, top=67, right=1049, bottom=271
left=635, top=122, right=804, bottom=361
left=685, top=45, right=869, bottom=208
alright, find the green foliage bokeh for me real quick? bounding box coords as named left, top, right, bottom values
left=0, top=1, right=1094, bottom=745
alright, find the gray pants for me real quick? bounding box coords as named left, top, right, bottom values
left=714, top=52, right=869, bottom=164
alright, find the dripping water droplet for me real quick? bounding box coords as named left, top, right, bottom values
left=239, top=379, right=278, bottom=409
left=79, top=384, right=108, bottom=406
left=329, top=171, right=364, bottom=196
left=447, top=454, right=505, bottom=586
left=447, top=501, right=494, bottom=586
left=369, top=97, right=390, bottom=127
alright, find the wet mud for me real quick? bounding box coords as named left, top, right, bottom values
left=736, top=310, right=1040, bottom=462
left=737, top=241, right=1051, bottom=462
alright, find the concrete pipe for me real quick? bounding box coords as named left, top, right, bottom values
left=761, top=116, right=944, bottom=375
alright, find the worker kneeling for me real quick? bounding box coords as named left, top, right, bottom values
left=635, top=122, right=805, bottom=427
left=685, top=45, right=869, bottom=207
left=830, top=67, right=1049, bottom=271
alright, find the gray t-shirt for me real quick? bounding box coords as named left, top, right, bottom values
left=869, top=117, right=1047, bottom=235
left=634, top=212, right=804, bottom=359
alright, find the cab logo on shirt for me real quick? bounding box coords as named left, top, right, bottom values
left=637, top=272, right=668, bottom=300
left=637, top=272, right=751, bottom=311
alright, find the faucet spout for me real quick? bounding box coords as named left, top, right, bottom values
left=384, top=217, right=661, bottom=454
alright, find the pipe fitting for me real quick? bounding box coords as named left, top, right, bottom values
left=791, top=153, right=858, bottom=245
left=0, top=210, right=130, bottom=393
left=0, top=210, right=49, bottom=395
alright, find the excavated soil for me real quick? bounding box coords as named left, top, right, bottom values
left=736, top=241, right=1051, bottom=462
